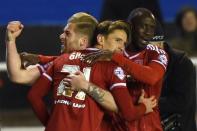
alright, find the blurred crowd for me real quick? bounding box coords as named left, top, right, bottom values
left=169, top=7, right=197, bottom=56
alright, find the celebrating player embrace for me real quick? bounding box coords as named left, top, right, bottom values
left=5, top=9, right=167, bottom=131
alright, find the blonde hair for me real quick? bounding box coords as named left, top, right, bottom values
left=68, top=12, right=98, bottom=44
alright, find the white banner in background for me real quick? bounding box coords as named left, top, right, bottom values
left=0, top=62, right=6, bottom=71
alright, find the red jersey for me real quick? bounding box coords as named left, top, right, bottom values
left=36, top=55, right=58, bottom=74
left=38, top=55, right=57, bottom=64
left=111, top=44, right=168, bottom=131
left=28, top=48, right=143, bottom=131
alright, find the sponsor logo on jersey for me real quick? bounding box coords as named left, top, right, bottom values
left=114, top=67, right=125, bottom=80
left=54, top=99, right=85, bottom=108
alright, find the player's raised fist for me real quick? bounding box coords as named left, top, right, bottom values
left=6, top=21, right=24, bottom=42
left=7, top=21, right=23, bottom=32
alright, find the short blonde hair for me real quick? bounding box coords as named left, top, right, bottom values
left=68, top=12, right=98, bottom=44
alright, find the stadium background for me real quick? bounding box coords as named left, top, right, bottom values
left=0, top=0, right=196, bottom=130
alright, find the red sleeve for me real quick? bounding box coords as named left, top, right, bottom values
left=112, top=49, right=168, bottom=86
left=27, top=64, right=53, bottom=126
left=38, top=55, right=58, bottom=64
left=109, top=66, right=146, bottom=121
left=112, top=88, right=146, bottom=121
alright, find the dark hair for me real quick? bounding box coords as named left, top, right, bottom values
left=176, top=7, right=197, bottom=32
left=91, top=20, right=131, bottom=46
left=127, top=8, right=154, bottom=25
left=68, top=12, right=98, bottom=44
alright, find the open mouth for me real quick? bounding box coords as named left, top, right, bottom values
left=60, top=40, right=65, bottom=44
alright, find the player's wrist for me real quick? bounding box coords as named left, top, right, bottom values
left=80, top=80, right=90, bottom=92
left=38, top=55, right=47, bottom=64
left=6, top=38, right=16, bottom=43
left=138, top=97, right=144, bottom=104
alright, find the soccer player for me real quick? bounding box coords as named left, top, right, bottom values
left=6, top=12, right=156, bottom=130
left=80, top=8, right=168, bottom=131
left=28, top=20, right=157, bottom=131
left=6, top=12, right=98, bottom=85
left=6, top=13, right=131, bottom=118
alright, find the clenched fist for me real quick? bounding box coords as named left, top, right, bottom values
left=6, top=21, right=24, bottom=42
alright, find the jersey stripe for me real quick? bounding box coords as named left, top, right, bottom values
left=152, top=60, right=167, bottom=70
left=123, top=50, right=141, bottom=59
left=43, top=73, right=52, bottom=81
left=37, top=64, right=45, bottom=73
left=110, top=83, right=126, bottom=90
left=123, top=50, right=130, bottom=57
left=129, top=53, right=141, bottom=59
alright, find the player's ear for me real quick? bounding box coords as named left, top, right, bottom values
left=97, top=34, right=105, bottom=48
left=79, top=36, right=89, bottom=49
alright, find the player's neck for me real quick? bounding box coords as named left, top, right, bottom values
left=127, top=43, right=143, bottom=53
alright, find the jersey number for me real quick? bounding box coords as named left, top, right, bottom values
left=57, top=65, right=91, bottom=101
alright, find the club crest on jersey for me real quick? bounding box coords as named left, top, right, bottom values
left=158, top=54, right=167, bottom=65
left=114, top=67, right=125, bottom=80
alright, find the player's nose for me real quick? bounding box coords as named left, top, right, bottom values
left=59, top=33, right=65, bottom=40
left=59, top=33, right=65, bottom=44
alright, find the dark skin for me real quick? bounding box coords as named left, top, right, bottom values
left=20, top=52, right=40, bottom=68
left=83, top=8, right=157, bottom=64
left=129, top=16, right=156, bottom=52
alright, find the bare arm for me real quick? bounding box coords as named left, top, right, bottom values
left=6, top=21, right=40, bottom=85
left=64, top=71, right=118, bottom=112
left=84, top=82, right=118, bottom=112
